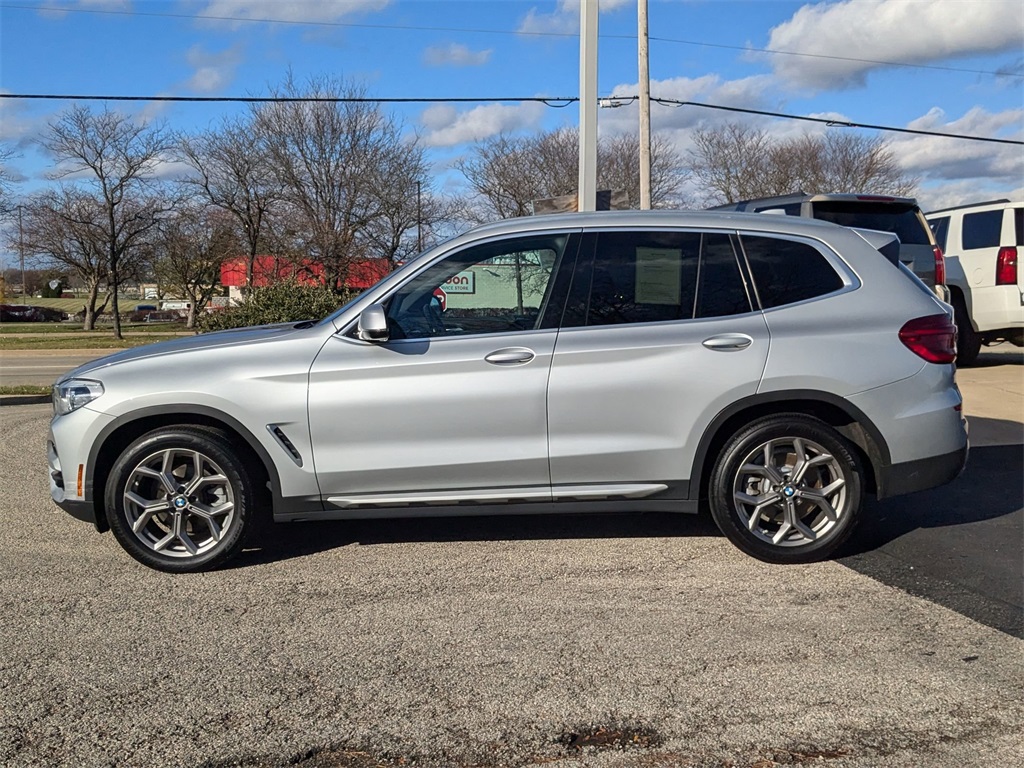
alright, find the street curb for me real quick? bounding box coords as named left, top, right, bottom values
left=0, top=394, right=51, bottom=407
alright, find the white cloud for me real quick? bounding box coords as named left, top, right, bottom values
left=196, top=0, right=391, bottom=26
left=423, top=43, right=492, bottom=68
left=183, top=44, right=245, bottom=93
left=599, top=74, right=779, bottom=136
left=419, top=102, right=548, bottom=147
left=518, top=0, right=634, bottom=36
left=766, top=0, right=1024, bottom=91
left=890, top=106, right=1024, bottom=186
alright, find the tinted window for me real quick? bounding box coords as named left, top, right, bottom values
left=696, top=234, right=751, bottom=318
left=929, top=216, right=950, bottom=250
left=386, top=235, right=566, bottom=339
left=812, top=201, right=931, bottom=245
left=741, top=235, right=844, bottom=309
left=962, top=210, right=1003, bottom=249
left=566, top=231, right=750, bottom=327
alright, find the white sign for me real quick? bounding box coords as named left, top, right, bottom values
left=442, top=271, right=475, bottom=294
left=635, top=248, right=682, bottom=305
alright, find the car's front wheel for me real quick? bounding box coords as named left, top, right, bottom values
left=105, top=427, right=259, bottom=573
left=709, top=414, right=863, bottom=564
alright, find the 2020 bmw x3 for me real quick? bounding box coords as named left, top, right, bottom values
left=49, top=211, right=968, bottom=572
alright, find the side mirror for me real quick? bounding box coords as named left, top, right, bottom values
left=357, top=303, right=390, bottom=342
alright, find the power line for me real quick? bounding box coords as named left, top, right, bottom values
left=1, top=2, right=1018, bottom=80
left=2, top=91, right=1020, bottom=146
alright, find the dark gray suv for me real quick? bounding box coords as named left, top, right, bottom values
left=710, top=193, right=948, bottom=300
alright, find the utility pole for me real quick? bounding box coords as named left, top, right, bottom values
left=416, top=180, right=423, bottom=251
left=578, top=0, right=598, bottom=212
left=18, top=203, right=26, bottom=304
left=638, top=0, right=652, bottom=210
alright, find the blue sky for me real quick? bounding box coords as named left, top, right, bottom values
left=1, top=0, right=1022, bottom=218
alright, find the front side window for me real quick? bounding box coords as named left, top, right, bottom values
left=741, top=235, right=845, bottom=309
left=385, top=234, right=567, bottom=339
left=962, top=210, right=1003, bottom=250
left=563, top=230, right=751, bottom=328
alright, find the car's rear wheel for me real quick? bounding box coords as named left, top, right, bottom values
left=105, top=427, right=258, bottom=573
left=951, top=294, right=981, bottom=367
left=709, top=414, right=862, bottom=564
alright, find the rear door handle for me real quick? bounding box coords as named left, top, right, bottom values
left=702, top=334, right=753, bottom=351
left=484, top=347, right=536, bottom=366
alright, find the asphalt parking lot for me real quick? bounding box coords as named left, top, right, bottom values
left=1, top=350, right=1021, bottom=767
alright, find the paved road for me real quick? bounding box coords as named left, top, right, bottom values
left=2, top=393, right=1022, bottom=766
left=0, top=349, right=119, bottom=387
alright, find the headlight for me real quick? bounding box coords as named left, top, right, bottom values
left=53, top=379, right=105, bottom=415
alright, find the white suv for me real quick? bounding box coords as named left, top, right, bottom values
left=927, top=200, right=1024, bottom=365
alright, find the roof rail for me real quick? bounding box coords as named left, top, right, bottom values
left=927, top=199, right=1011, bottom=215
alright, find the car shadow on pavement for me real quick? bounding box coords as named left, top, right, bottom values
left=841, top=443, right=1023, bottom=556
left=233, top=508, right=723, bottom=569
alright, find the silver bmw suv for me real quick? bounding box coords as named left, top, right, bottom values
left=48, top=211, right=967, bottom=572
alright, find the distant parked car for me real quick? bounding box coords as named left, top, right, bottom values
left=926, top=200, right=1023, bottom=365
left=710, top=193, right=948, bottom=300
left=49, top=211, right=967, bottom=572
left=0, top=304, right=64, bottom=322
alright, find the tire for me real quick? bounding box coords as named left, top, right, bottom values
left=709, top=414, right=863, bottom=564
left=104, top=426, right=259, bottom=573
left=951, top=294, right=981, bottom=367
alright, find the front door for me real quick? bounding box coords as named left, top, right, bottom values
left=308, top=232, right=578, bottom=509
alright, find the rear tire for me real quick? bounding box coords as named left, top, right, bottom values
left=952, top=294, right=981, bottom=367
left=105, top=426, right=260, bottom=573
left=709, top=414, right=863, bottom=564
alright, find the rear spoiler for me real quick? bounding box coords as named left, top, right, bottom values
left=852, top=228, right=902, bottom=267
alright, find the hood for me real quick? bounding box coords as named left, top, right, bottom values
left=58, top=321, right=316, bottom=383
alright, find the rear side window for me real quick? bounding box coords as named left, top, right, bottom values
left=741, top=235, right=844, bottom=309
left=812, top=201, right=932, bottom=245
left=929, top=216, right=950, bottom=250
left=564, top=230, right=751, bottom=327
left=962, top=210, right=1003, bottom=249
left=754, top=203, right=802, bottom=216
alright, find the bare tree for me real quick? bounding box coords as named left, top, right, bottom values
left=20, top=188, right=111, bottom=329
left=360, top=160, right=462, bottom=270
left=151, top=205, right=235, bottom=328
left=255, top=74, right=422, bottom=293
left=178, top=117, right=281, bottom=291
left=599, top=132, right=688, bottom=209
left=0, top=143, right=20, bottom=219
left=40, top=105, right=174, bottom=338
left=456, top=127, right=688, bottom=221
left=689, top=122, right=918, bottom=205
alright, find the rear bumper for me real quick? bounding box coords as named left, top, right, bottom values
left=876, top=441, right=968, bottom=499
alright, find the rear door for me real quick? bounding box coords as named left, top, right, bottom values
left=546, top=228, right=769, bottom=500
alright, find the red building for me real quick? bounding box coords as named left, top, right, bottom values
left=220, top=256, right=392, bottom=298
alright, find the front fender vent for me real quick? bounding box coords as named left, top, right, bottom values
left=267, top=425, right=303, bottom=467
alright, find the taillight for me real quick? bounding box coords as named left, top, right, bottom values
left=933, top=245, right=946, bottom=286
left=996, top=246, right=1018, bottom=285
left=899, top=314, right=957, bottom=364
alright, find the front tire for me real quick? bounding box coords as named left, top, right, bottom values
left=709, top=415, right=863, bottom=564
left=105, top=427, right=259, bottom=573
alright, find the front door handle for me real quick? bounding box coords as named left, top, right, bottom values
left=702, top=334, right=753, bottom=351
left=484, top=347, right=536, bottom=366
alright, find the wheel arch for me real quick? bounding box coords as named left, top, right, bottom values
left=690, top=391, right=890, bottom=504
left=87, top=406, right=279, bottom=532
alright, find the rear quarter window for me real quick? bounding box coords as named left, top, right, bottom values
left=741, top=235, right=845, bottom=309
